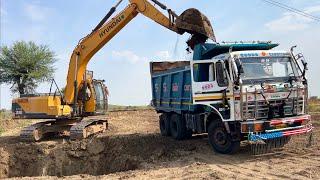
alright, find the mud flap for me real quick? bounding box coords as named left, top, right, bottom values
left=250, top=137, right=291, bottom=155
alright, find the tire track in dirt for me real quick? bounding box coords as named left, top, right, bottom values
left=251, top=149, right=320, bottom=180
left=189, top=143, right=320, bottom=180
left=193, top=151, right=292, bottom=180
left=267, top=156, right=320, bottom=179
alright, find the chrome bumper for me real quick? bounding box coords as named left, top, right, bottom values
left=248, top=115, right=313, bottom=142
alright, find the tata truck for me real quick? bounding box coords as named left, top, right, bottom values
left=150, top=42, right=313, bottom=154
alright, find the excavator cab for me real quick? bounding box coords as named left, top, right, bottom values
left=92, top=79, right=108, bottom=115
left=79, top=71, right=108, bottom=116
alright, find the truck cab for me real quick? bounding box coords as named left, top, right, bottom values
left=191, top=49, right=306, bottom=120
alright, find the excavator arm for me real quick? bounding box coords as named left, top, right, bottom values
left=64, top=0, right=215, bottom=110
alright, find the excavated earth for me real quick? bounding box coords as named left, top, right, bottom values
left=0, top=110, right=319, bottom=179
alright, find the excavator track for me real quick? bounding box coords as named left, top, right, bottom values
left=70, top=119, right=108, bottom=140
left=20, top=120, right=55, bottom=141
left=20, top=118, right=108, bottom=141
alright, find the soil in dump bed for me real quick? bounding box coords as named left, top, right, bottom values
left=0, top=110, right=319, bottom=179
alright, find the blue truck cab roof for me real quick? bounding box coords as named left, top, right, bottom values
left=193, top=42, right=279, bottom=60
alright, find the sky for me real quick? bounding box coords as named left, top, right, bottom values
left=0, top=0, right=320, bottom=109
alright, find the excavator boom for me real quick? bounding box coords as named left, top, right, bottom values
left=64, top=0, right=215, bottom=107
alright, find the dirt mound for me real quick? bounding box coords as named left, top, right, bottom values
left=0, top=131, right=204, bottom=178
left=0, top=119, right=35, bottom=136
left=0, top=110, right=200, bottom=178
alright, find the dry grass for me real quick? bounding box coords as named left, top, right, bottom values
left=0, top=110, right=11, bottom=120
left=309, top=103, right=320, bottom=113
left=108, top=105, right=153, bottom=112
left=0, top=127, right=3, bottom=135
left=308, top=98, right=320, bottom=113
left=0, top=110, right=11, bottom=135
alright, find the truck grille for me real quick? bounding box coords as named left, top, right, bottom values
left=242, top=97, right=304, bottom=120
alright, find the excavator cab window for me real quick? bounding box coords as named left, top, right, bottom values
left=78, top=83, right=92, bottom=101
left=93, top=81, right=108, bottom=114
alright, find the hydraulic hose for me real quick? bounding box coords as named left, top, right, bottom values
left=92, top=0, right=124, bottom=32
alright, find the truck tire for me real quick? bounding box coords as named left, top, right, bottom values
left=185, top=129, right=193, bottom=139
left=208, top=121, right=240, bottom=154
left=170, top=114, right=186, bottom=140
left=159, top=113, right=171, bottom=136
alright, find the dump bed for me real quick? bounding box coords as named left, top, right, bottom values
left=150, top=61, right=194, bottom=113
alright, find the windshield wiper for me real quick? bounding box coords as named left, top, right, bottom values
left=247, top=78, right=275, bottom=85
left=263, top=79, right=275, bottom=84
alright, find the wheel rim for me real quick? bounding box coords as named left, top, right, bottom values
left=212, top=127, right=227, bottom=146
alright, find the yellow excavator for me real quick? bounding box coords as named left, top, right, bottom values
left=11, top=0, right=215, bottom=141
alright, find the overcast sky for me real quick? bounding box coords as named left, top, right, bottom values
left=0, top=0, right=320, bottom=109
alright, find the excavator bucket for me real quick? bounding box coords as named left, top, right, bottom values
left=176, top=8, right=216, bottom=42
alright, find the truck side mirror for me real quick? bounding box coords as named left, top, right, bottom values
left=235, top=59, right=244, bottom=74
left=234, top=58, right=244, bottom=86
left=301, top=59, right=308, bottom=71
left=296, top=53, right=308, bottom=82
left=301, top=59, right=308, bottom=84
left=291, top=46, right=308, bottom=84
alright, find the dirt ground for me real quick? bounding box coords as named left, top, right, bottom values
left=0, top=110, right=319, bottom=179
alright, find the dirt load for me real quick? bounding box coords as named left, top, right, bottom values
left=0, top=110, right=319, bottom=179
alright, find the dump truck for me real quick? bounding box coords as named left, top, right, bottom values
left=150, top=42, right=313, bottom=154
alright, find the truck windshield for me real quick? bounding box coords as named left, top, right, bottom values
left=240, top=57, right=297, bottom=82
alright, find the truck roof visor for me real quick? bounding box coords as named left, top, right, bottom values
left=176, top=8, right=216, bottom=42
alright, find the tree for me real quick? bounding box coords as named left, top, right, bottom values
left=0, top=41, right=56, bottom=95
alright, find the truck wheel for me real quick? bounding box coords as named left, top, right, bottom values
left=159, top=113, right=171, bottom=136
left=170, top=114, right=186, bottom=140
left=208, top=121, right=240, bottom=154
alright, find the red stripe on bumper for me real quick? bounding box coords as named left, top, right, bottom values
left=270, top=115, right=311, bottom=126
left=283, top=125, right=313, bottom=136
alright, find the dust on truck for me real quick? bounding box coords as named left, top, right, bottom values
left=150, top=42, right=313, bottom=154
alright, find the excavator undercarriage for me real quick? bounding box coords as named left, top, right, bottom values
left=19, top=118, right=108, bottom=141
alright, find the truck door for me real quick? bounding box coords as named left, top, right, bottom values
left=191, top=60, right=229, bottom=105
